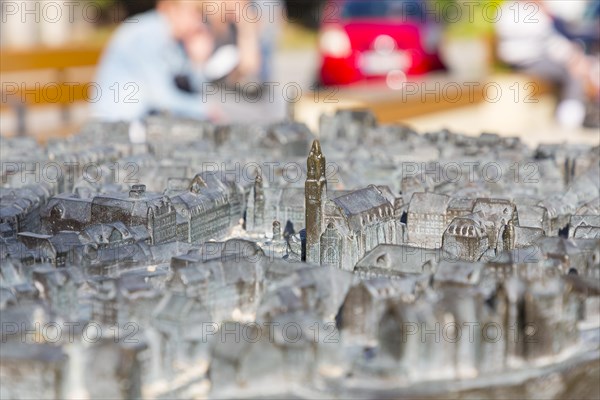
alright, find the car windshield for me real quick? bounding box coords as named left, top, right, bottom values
left=341, top=0, right=425, bottom=20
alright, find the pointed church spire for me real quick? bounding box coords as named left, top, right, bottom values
left=310, top=139, right=322, bottom=156
left=307, top=140, right=326, bottom=181
left=305, top=140, right=327, bottom=264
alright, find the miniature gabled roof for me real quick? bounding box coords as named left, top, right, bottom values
left=197, top=171, right=230, bottom=193
left=473, top=198, right=515, bottom=214
left=170, top=190, right=212, bottom=213
left=332, top=185, right=391, bottom=217
left=570, top=215, right=600, bottom=229
left=408, top=192, right=450, bottom=214
left=353, top=277, right=417, bottom=300
left=355, top=244, right=440, bottom=274
left=80, top=223, right=132, bottom=245
left=445, top=215, right=487, bottom=238
left=153, top=292, right=209, bottom=323
left=128, top=225, right=151, bottom=242
left=92, top=189, right=171, bottom=221
left=41, top=194, right=92, bottom=221
left=447, top=197, right=476, bottom=212
left=489, top=246, right=544, bottom=265
left=573, top=226, right=600, bottom=239
left=576, top=197, right=600, bottom=215
left=539, top=196, right=574, bottom=219
left=259, top=266, right=353, bottom=320
left=516, top=204, right=547, bottom=228
left=178, top=264, right=211, bottom=286
left=118, top=275, right=158, bottom=300
left=48, top=231, right=84, bottom=254
left=198, top=238, right=264, bottom=262
left=434, top=260, right=484, bottom=286
left=375, top=185, right=397, bottom=205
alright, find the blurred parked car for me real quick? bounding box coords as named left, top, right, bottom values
left=318, top=0, right=443, bottom=86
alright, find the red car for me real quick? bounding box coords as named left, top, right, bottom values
left=318, top=0, right=443, bottom=86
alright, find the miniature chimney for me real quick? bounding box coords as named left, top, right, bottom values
left=129, top=184, right=146, bottom=199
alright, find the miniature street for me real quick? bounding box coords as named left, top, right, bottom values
left=1, top=111, right=599, bottom=399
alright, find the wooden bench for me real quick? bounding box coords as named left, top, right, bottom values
left=294, top=73, right=554, bottom=133
left=1, top=44, right=104, bottom=136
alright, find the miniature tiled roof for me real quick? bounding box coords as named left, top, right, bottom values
left=490, top=246, right=544, bottom=265
left=408, top=192, right=450, bottom=214
left=573, top=226, right=600, bottom=239
left=48, top=231, right=84, bottom=254
left=516, top=205, right=548, bottom=229
left=576, top=197, right=600, bottom=215
left=445, top=216, right=487, bottom=238
left=41, top=194, right=92, bottom=222
left=434, top=260, right=484, bottom=286
left=332, top=185, right=391, bottom=217
left=355, top=244, right=440, bottom=274
left=92, top=191, right=171, bottom=221
left=570, top=215, right=600, bottom=229
left=447, top=197, right=476, bottom=211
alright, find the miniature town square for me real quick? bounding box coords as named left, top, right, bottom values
left=1, top=111, right=599, bottom=399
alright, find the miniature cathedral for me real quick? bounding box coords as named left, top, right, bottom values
left=304, top=140, right=401, bottom=270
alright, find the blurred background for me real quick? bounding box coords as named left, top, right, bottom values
left=1, top=0, right=598, bottom=146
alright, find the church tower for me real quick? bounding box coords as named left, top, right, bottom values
left=305, top=140, right=327, bottom=264
left=253, top=172, right=265, bottom=230
left=246, top=172, right=265, bottom=233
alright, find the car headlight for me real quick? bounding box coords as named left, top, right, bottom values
left=320, top=28, right=352, bottom=58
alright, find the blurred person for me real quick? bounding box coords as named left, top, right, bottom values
left=254, top=0, right=284, bottom=82
left=92, top=0, right=217, bottom=122
left=496, top=0, right=599, bottom=129
left=204, top=0, right=261, bottom=80
left=204, top=0, right=270, bottom=83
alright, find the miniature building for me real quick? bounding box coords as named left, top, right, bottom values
left=1, top=184, right=53, bottom=234
left=472, top=198, right=517, bottom=253
left=18, top=231, right=83, bottom=267
left=91, top=185, right=177, bottom=245
left=442, top=215, right=489, bottom=262
left=304, top=140, right=401, bottom=270
left=569, top=215, right=600, bottom=238
left=1, top=113, right=600, bottom=398
left=340, top=277, right=418, bottom=345
left=353, top=244, right=440, bottom=279
left=516, top=204, right=550, bottom=234
left=0, top=343, right=67, bottom=399
left=407, top=192, right=451, bottom=249
left=41, top=191, right=93, bottom=234
left=169, top=173, right=243, bottom=244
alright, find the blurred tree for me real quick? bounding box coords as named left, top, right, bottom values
left=432, top=0, right=502, bottom=37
